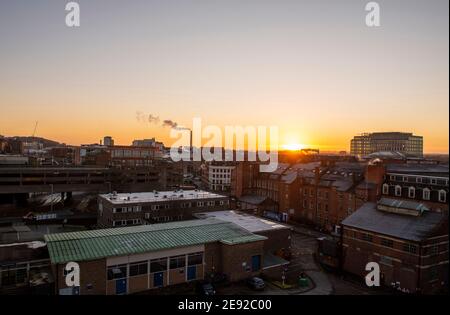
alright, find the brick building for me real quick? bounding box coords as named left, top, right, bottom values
left=231, top=160, right=378, bottom=232
left=74, top=143, right=163, bottom=168
left=341, top=198, right=448, bottom=294
left=97, top=190, right=230, bottom=227
left=45, top=218, right=272, bottom=295
left=381, top=164, right=448, bottom=213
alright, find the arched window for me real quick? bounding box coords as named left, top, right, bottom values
left=395, top=185, right=402, bottom=197
left=382, top=184, right=389, bottom=195
left=408, top=187, right=415, bottom=199
left=438, top=190, right=446, bottom=203
left=423, top=188, right=430, bottom=200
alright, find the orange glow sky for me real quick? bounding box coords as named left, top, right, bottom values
left=0, top=0, right=448, bottom=153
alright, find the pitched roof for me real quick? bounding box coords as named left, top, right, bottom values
left=44, top=219, right=266, bottom=264
left=342, top=202, right=446, bottom=241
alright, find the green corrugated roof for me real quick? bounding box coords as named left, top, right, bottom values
left=44, top=218, right=266, bottom=264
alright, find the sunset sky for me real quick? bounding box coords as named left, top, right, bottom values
left=0, top=0, right=448, bottom=153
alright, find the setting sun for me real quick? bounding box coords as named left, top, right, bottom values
left=281, top=143, right=305, bottom=151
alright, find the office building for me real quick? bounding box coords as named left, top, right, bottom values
left=350, top=132, right=423, bottom=157
left=97, top=190, right=230, bottom=227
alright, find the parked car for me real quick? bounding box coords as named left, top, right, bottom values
left=247, top=277, right=265, bottom=290
left=196, top=281, right=216, bottom=295
left=208, top=272, right=228, bottom=285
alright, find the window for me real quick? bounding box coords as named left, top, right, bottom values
left=133, top=205, right=142, bottom=212
left=107, top=265, right=127, bottom=280
left=438, top=190, right=446, bottom=203
left=423, top=188, right=430, bottom=200
left=408, top=187, right=415, bottom=198
left=429, top=266, right=438, bottom=281
left=403, top=243, right=417, bottom=254
left=395, top=185, right=402, bottom=196
left=362, top=233, right=373, bottom=242
left=431, top=178, right=437, bottom=185
left=129, top=261, right=148, bottom=276
left=390, top=175, right=395, bottom=181
left=382, top=184, right=389, bottom=195
left=403, top=176, right=408, bottom=182
left=416, top=177, right=422, bottom=184
left=150, top=258, right=167, bottom=273
left=381, top=238, right=394, bottom=248
left=379, top=256, right=393, bottom=266
left=427, top=245, right=439, bottom=256
left=187, top=253, right=203, bottom=266
left=170, top=255, right=186, bottom=269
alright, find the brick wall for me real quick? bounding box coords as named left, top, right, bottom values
left=220, top=240, right=265, bottom=282
left=342, top=226, right=449, bottom=294
left=56, top=259, right=107, bottom=295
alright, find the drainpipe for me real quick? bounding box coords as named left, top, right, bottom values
left=416, top=241, right=422, bottom=294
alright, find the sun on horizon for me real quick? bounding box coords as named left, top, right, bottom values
left=281, top=143, right=306, bottom=151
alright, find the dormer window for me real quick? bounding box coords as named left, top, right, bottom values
left=382, top=184, right=389, bottom=195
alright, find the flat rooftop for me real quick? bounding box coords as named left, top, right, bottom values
left=44, top=218, right=266, bottom=264
left=194, top=210, right=290, bottom=233
left=99, top=189, right=228, bottom=204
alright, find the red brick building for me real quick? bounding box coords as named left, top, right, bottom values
left=341, top=198, right=448, bottom=294
left=231, top=160, right=378, bottom=232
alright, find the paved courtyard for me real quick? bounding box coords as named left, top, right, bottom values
left=217, top=224, right=388, bottom=295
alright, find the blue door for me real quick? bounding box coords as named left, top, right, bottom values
left=251, top=255, right=261, bottom=272
left=153, top=272, right=164, bottom=287
left=115, top=278, right=127, bottom=295
left=187, top=266, right=197, bottom=281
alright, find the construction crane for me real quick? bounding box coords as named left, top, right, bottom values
left=32, top=121, right=38, bottom=139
